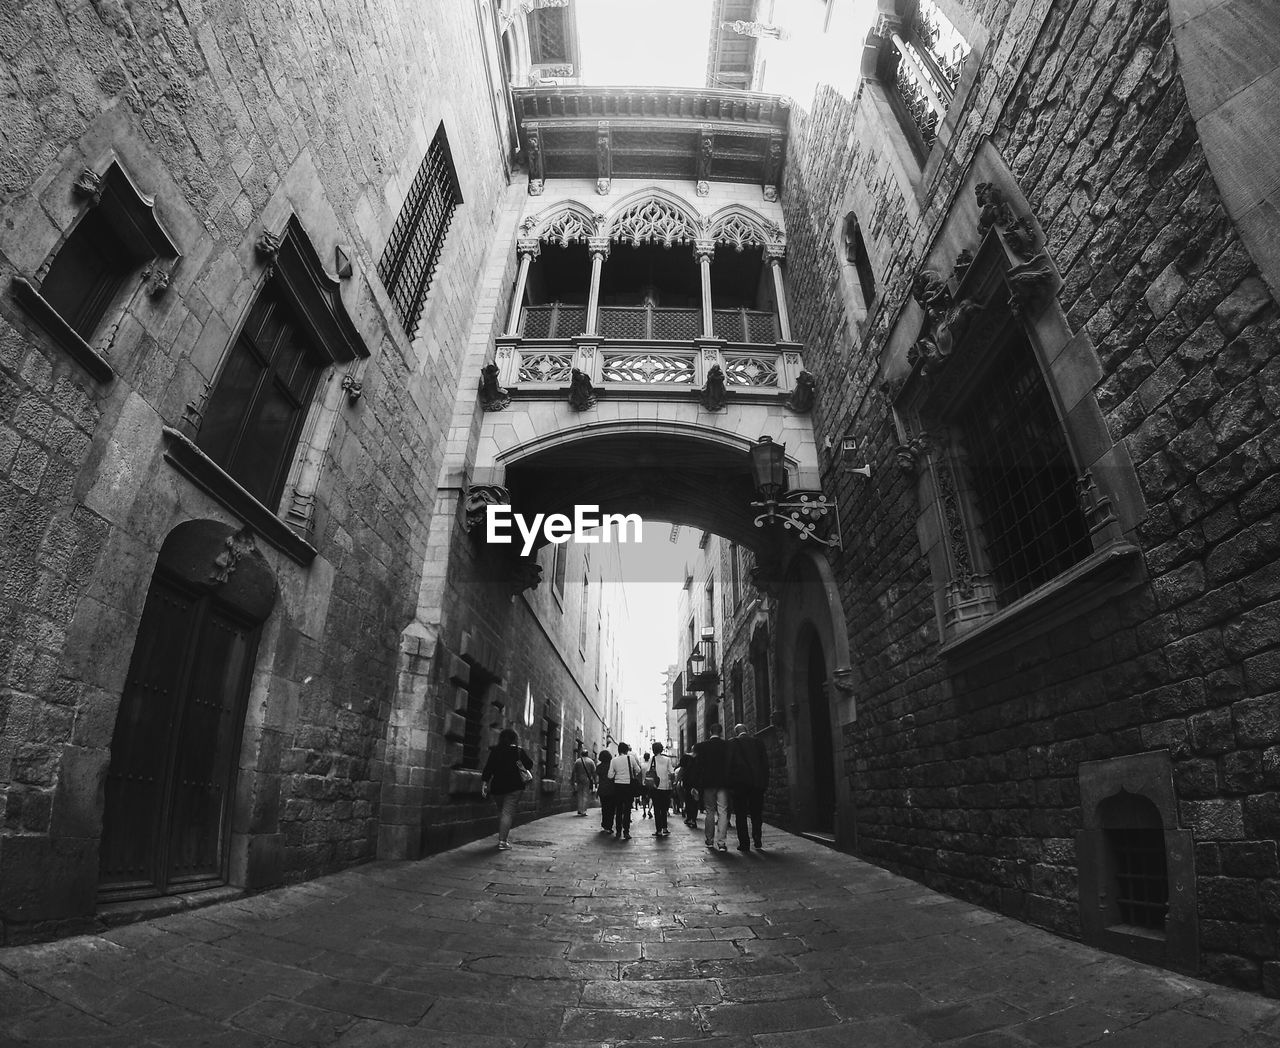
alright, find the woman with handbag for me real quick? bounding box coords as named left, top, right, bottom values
left=481, top=728, right=535, bottom=851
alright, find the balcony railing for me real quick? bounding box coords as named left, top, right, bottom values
left=520, top=304, right=781, bottom=345
left=599, top=305, right=702, bottom=341
left=521, top=303, right=586, bottom=339
left=713, top=309, right=779, bottom=344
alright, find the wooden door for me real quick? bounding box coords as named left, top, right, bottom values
left=99, top=574, right=257, bottom=899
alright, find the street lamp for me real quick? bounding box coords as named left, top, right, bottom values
left=748, top=436, right=842, bottom=549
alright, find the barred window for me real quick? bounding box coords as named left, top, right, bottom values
left=528, top=7, right=569, bottom=64
left=882, top=0, right=970, bottom=159
left=377, top=125, right=462, bottom=339
left=956, top=331, right=1092, bottom=605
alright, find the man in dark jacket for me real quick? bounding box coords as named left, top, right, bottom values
left=728, top=722, right=769, bottom=851
left=694, top=723, right=731, bottom=850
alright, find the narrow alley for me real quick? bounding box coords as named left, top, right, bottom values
left=2, top=815, right=1277, bottom=1047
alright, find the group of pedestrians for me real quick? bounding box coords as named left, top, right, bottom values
left=480, top=722, right=769, bottom=852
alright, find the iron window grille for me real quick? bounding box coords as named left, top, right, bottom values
left=953, top=330, right=1092, bottom=606
left=528, top=6, right=570, bottom=64
left=377, top=125, right=462, bottom=339
left=1106, top=827, right=1169, bottom=931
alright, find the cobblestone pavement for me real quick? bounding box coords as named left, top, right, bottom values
left=3, top=813, right=1280, bottom=1047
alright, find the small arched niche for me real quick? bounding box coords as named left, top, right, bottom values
left=1077, top=751, right=1197, bottom=974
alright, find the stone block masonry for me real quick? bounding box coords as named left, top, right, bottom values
left=781, top=0, right=1280, bottom=994
left=0, top=0, right=510, bottom=941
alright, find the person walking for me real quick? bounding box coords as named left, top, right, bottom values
left=480, top=728, right=535, bottom=851
left=607, top=742, right=642, bottom=839
left=678, top=751, right=700, bottom=828
left=638, top=752, right=653, bottom=820
left=694, top=723, right=731, bottom=851
left=646, top=741, right=675, bottom=837
left=728, top=722, right=769, bottom=851
left=570, top=745, right=596, bottom=816
left=596, top=748, right=615, bottom=834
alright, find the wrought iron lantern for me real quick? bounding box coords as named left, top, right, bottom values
left=748, top=435, right=842, bottom=549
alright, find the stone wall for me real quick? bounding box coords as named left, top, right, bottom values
left=0, top=0, right=509, bottom=940
left=782, top=0, right=1280, bottom=992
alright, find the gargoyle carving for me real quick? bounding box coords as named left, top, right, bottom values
left=210, top=529, right=258, bottom=585
left=700, top=364, right=728, bottom=412
left=975, top=182, right=1015, bottom=239
left=568, top=368, right=596, bottom=410
left=510, top=558, right=543, bottom=596
left=1006, top=254, right=1055, bottom=317
left=976, top=183, right=1038, bottom=259
left=953, top=248, right=975, bottom=284
left=909, top=272, right=984, bottom=377
left=463, top=485, right=510, bottom=533
left=479, top=362, right=511, bottom=411
left=785, top=370, right=816, bottom=413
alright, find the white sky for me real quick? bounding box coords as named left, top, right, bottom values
left=575, top=0, right=715, bottom=87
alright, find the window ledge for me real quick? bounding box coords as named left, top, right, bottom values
left=940, top=540, right=1143, bottom=668
left=11, top=276, right=115, bottom=384
left=161, top=426, right=318, bottom=567
left=540, top=777, right=558, bottom=793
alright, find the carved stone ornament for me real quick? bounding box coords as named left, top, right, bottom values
left=72, top=168, right=104, bottom=204
left=907, top=270, right=984, bottom=377
left=700, top=364, right=727, bottom=411
left=464, top=485, right=511, bottom=533
left=568, top=367, right=596, bottom=410
left=785, top=370, right=816, bottom=413
left=144, top=260, right=174, bottom=297
left=480, top=362, right=511, bottom=411
left=976, top=182, right=1038, bottom=259
left=340, top=372, right=363, bottom=403
left=696, top=180, right=710, bottom=197
left=831, top=667, right=857, bottom=694
left=1076, top=470, right=1118, bottom=536
left=895, top=434, right=931, bottom=474
left=596, top=178, right=611, bottom=196
left=1006, top=253, right=1055, bottom=317
left=255, top=229, right=283, bottom=268
left=210, top=528, right=258, bottom=585
left=528, top=179, right=544, bottom=196
left=953, top=248, right=975, bottom=284
left=510, top=558, right=543, bottom=596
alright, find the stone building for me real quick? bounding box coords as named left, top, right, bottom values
left=0, top=0, right=625, bottom=942
left=744, top=0, right=1280, bottom=995
left=4, top=0, right=1280, bottom=1004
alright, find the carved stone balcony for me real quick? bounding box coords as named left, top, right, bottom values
left=494, top=326, right=806, bottom=402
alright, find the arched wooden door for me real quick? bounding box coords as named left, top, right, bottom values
left=99, top=522, right=276, bottom=901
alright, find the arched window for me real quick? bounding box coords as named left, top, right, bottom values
left=843, top=214, right=876, bottom=307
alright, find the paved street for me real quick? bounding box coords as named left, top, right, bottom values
left=2, top=813, right=1279, bottom=1047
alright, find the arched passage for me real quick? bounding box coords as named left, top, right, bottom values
left=774, top=548, right=856, bottom=846
left=502, top=428, right=785, bottom=553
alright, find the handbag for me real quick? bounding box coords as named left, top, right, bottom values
left=629, top=755, right=644, bottom=788
left=517, top=751, right=533, bottom=784
left=643, top=758, right=660, bottom=788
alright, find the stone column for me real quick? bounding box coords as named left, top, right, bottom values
left=695, top=238, right=716, bottom=337
left=585, top=236, right=610, bottom=336
left=764, top=245, right=792, bottom=342
left=505, top=238, right=541, bottom=335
